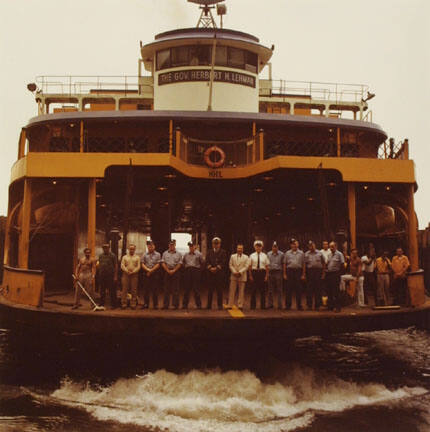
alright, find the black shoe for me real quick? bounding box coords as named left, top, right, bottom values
left=182, top=305, right=188, bottom=309
left=217, top=306, right=222, bottom=310
left=153, top=306, right=158, bottom=310
left=174, top=306, right=178, bottom=310
left=267, top=305, right=273, bottom=309
left=297, top=307, right=303, bottom=311
left=162, top=306, right=168, bottom=310
left=197, top=305, right=202, bottom=309
left=285, top=307, right=291, bottom=310
left=335, top=308, right=341, bottom=313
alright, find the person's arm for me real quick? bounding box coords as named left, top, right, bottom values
left=301, top=254, right=306, bottom=280
left=239, top=257, right=248, bottom=277
left=229, top=255, right=235, bottom=275
left=141, top=256, right=152, bottom=273
left=120, top=256, right=127, bottom=273
left=113, top=256, right=118, bottom=281
left=74, top=260, right=81, bottom=278
left=132, top=256, right=141, bottom=274
left=91, top=259, right=96, bottom=279
left=171, top=255, right=182, bottom=274
left=264, top=257, right=269, bottom=282
left=162, top=262, right=171, bottom=274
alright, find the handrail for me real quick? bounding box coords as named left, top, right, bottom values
left=36, top=75, right=152, bottom=95
left=261, top=79, right=369, bottom=103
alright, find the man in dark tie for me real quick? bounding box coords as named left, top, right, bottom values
left=206, top=237, right=228, bottom=310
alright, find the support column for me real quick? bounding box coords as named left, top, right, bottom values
left=3, top=212, right=11, bottom=266
left=18, top=179, right=32, bottom=269
left=407, top=184, right=419, bottom=271
left=80, top=121, right=84, bottom=152
left=347, top=183, right=356, bottom=250
left=175, top=127, right=181, bottom=158
left=259, top=129, right=264, bottom=162
left=169, top=120, right=173, bottom=153
left=336, top=128, right=341, bottom=157
left=18, top=128, right=27, bottom=159
left=88, top=179, right=97, bottom=259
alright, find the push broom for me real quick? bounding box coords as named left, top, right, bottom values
left=72, top=274, right=106, bottom=312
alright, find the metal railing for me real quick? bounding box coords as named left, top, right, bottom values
left=35, top=75, right=150, bottom=95
left=378, top=139, right=409, bottom=160
left=260, top=79, right=369, bottom=103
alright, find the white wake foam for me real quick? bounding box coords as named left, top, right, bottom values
left=50, top=367, right=427, bottom=432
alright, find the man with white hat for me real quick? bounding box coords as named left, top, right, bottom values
left=206, top=237, right=228, bottom=310
left=248, top=240, right=269, bottom=309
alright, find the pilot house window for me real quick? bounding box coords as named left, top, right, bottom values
left=156, top=45, right=258, bottom=73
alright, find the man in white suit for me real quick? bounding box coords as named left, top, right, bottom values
left=227, top=243, right=249, bottom=310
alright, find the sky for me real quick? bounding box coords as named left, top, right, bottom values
left=0, top=0, right=429, bottom=226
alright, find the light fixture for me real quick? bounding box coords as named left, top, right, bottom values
left=385, top=185, right=391, bottom=191
left=164, top=173, right=177, bottom=179
left=254, top=187, right=264, bottom=193
left=52, top=180, right=57, bottom=185
left=27, top=83, right=37, bottom=92
left=275, top=212, right=281, bottom=216
left=157, top=186, right=168, bottom=191
left=100, top=203, right=107, bottom=208
left=290, top=205, right=296, bottom=210
left=307, top=196, right=315, bottom=201
left=362, top=91, right=376, bottom=103
left=327, top=181, right=337, bottom=187
left=363, top=185, right=369, bottom=191
left=96, top=194, right=102, bottom=198
left=262, top=175, right=274, bottom=181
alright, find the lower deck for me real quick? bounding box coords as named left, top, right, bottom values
left=1, top=288, right=429, bottom=340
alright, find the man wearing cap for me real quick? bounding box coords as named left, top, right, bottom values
left=141, top=240, right=161, bottom=309
left=249, top=240, right=269, bottom=309
left=325, top=241, right=345, bottom=312
left=304, top=241, right=325, bottom=310
left=206, top=237, right=228, bottom=310
left=283, top=239, right=305, bottom=310
left=120, top=244, right=141, bottom=310
left=182, top=241, right=204, bottom=309
left=227, top=243, right=249, bottom=310
left=161, top=240, right=183, bottom=309
left=97, top=243, right=118, bottom=308
left=267, top=241, right=284, bottom=309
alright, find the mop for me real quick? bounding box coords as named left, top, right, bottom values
left=72, top=274, right=106, bottom=312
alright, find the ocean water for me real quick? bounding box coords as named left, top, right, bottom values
left=0, top=327, right=429, bottom=432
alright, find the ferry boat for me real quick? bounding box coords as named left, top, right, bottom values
left=1, top=0, right=429, bottom=339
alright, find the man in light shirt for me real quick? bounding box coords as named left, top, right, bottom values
left=120, top=244, right=140, bottom=310
left=161, top=240, right=183, bottom=310
left=361, top=247, right=377, bottom=305
left=267, top=241, right=284, bottom=309
left=249, top=240, right=269, bottom=309
left=141, top=240, right=161, bottom=309
left=326, top=241, right=345, bottom=312
left=182, top=241, right=204, bottom=309
left=304, top=240, right=325, bottom=310
left=283, top=239, right=305, bottom=310
left=227, top=243, right=249, bottom=310
left=375, top=251, right=391, bottom=306
left=391, top=247, right=410, bottom=306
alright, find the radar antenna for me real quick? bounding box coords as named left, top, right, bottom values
left=187, top=0, right=227, bottom=28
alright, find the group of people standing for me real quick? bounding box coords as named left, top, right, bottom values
left=73, top=237, right=411, bottom=312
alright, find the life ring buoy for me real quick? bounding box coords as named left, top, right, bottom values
left=204, top=146, right=226, bottom=168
